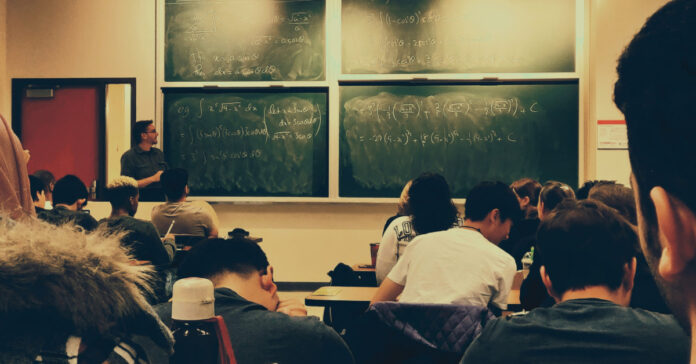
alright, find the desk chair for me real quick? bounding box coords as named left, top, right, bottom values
left=347, top=302, right=493, bottom=364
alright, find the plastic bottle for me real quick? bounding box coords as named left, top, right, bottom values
left=171, top=278, right=219, bottom=364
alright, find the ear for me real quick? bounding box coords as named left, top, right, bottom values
left=540, top=265, right=561, bottom=302
left=260, top=266, right=278, bottom=296
left=650, top=187, right=696, bottom=282
left=520, top=196, right=530, bottom=208
left=77, top=198, right=87, bottom=209
left=624, top=257, right=637, bottom=292
left=185, top=185, right=190, bottom=195
left=488, top=208, right=501, bottom=224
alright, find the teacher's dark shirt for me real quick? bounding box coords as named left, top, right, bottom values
left=120, top=145, right=168, bottom=201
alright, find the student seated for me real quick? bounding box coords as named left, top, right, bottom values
left=37, top=174, right=98, bottom=231
left=154, top=238, right=354, bottom=364
left=614, top=0, right=696, bottom=358
left=0, top=214, right=174, bottom=363
left=587, top=183, right=669, bottom=313
left=499, top=178, right=542, bottom=268
left=151, top=168, right=219, bottom=238
left=376, top=173, right=461, bottom=284
left=99, top=176, right=176, bottom=302
left=371, top=181, right=519, bottom=311
left=29, top=175, right=47, bottom=214
left=520, top=180, right=576, bottom=310
left=32, top=169, right=55, bottom=208
left=461, top=200, right=689, bottom=364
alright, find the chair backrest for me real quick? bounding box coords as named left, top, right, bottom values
left=353, top=302, right=493, bottom=364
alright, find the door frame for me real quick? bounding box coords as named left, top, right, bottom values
left=11, top=78, right=137, bottom=199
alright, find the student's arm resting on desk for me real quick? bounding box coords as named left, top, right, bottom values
left=370, top=278, right=404, bottom=305
left=144, top=223, right=175, bottom=266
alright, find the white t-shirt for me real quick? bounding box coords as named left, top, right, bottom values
left=387, top=227, right=517, bottom=309
left=376, top=216, right=416, bottom=284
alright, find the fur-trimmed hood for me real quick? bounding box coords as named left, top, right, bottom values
left=0, top=216, right=173, bottom=361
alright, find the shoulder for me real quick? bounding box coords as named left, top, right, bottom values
left=121, top=147, right=137, bottom=160
left=152, top=147, right=164, bottom=156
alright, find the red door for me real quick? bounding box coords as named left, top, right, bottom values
left=21, top=86, right=100, bottom=187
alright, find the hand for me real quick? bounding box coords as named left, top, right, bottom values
left=276, top=298, right=308, bottom=317
left=163, top=233, right=175, bottom=242
left=23, top=149, right=30, bottom=164
left=151, top=170, right=164, bottom=183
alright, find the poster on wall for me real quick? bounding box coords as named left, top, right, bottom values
left=597, top=120, right=628, bottom=150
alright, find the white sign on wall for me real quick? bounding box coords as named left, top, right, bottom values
left=598, top=120, right=628, bottom=150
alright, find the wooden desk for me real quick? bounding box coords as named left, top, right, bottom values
left=305, top=287, right=521, bottom=308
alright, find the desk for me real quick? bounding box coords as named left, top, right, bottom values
left=305, top=287, right=521, bottom=309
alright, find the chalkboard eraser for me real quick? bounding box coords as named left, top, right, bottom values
left=203, top=85, right=219, bottom=88
left=482, top=77, right=499, bottom=81
left=269, top=84, right=285, bottom=88
left=412, top=77, right=429, bottom=81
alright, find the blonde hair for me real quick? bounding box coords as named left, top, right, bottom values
left=107, top=176, right=138, bottom=189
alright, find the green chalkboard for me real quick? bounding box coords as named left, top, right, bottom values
left=342, top=0, right=575, bottom=74
left=339, top=82, right=578, bottom=197
left=165, top=0, right=325, bottom=81
left=163, top=89, right=328, bottom=197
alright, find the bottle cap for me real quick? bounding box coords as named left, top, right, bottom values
left=172, top=277, right=215, bottom=321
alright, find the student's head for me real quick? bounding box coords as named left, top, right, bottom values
left=29, top=175, right=47, bottom=208
left=510, top=178, right=541, bottom=217
left=52, top=175, right=88, bottom=210
left=408, top=173, right=458, bottom=235
left=161, top=168, right=188, bottom=201
left=576, top=180, right=616, bottom=200
left=464, top=181, right=521, bottom=245
left=588, top=183, right=637, bottom=225
left=396, top=180, right=412, bottom=216
left=614, top=0, right=696, bottom=327
left=32, top=170, right=55, bottom=202
left=133, top=120, right=158, bottom=145
left=537, top=200, right=637, bottom=306
left=106, top=176, right=139, bottom=217
left=178, top=238, right=278, bottom=311
left=537, top=181, right=576, bottom=220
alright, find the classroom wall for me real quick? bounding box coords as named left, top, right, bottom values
left=0, top=0, right=8, bottom=118
left=6, top=0, right=155, bottom=122
left=589, top=0, right=671, bottom=185
left=4, top=0, right=672, bottom=282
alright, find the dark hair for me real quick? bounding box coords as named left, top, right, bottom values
left=510, top=178, right=542, bottom=205
left=161, top=168, right=188, bottom=201
left=407, top=173, right=458, bottom=234
left=178, top=238, right=270, bottom=279
left=576, top=180, right=616, bottom=200
left=464, top=181, right=522, bottom=223
left=106, top=181, right=139, bottom=211
left=133, top=120, right=154, bottom=144
left=537, top=199, right=637, bottom=295
left=588, top=183, right=637, bottom=225
left=32, top=170, right=55, bottom=194
left=539, top=181, right=576, bottom=214
left=614, top=0, right=696, bottom=257
left=52, top=175, right=88, bottom=206
left=29, top=175, right=45, bottom=202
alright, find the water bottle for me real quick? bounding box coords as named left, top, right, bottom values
left=171, top=278, right=219, bottom=364
left=521, top=247, right=535, bottom=278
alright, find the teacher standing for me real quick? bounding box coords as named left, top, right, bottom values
left=121, top=120, right=168, bottom=201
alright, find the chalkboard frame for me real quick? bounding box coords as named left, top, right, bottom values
left=338, top=79, right=580, bottom=198
left=162, top=86, right=330, bottom=198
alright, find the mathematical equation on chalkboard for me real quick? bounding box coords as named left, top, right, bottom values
left=174, top=98, right=322, bottom=146
left=165, top=0, right=325, bottom=81
left=352, top=128, right=517, bottom=146
left=347, top=96, right=539, bottom=122
left=342, top=0, right=575, bottom=74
